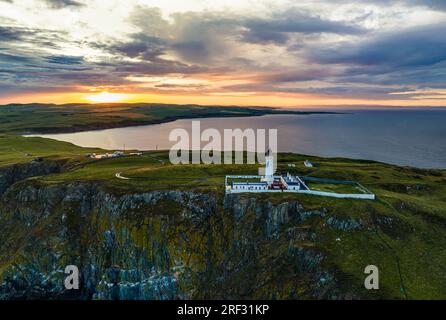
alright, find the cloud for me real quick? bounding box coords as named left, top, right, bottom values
left=42, top=0, right=84, bottom=9
left=0, top=26, right=25, bottom=41
left=108, top=34, right=166, bottom=61
left=0, top=25, right=65, bottom=50
left=112, top=59, right=206, bottom=76
left=1, top=0, right=446, bottom=104
left=241, top=10, right=364, bottom=44
left=0, top=51, right=32, bottom=63
left=258, top=69, right=334, bottom=83
left=125, top=7, right=365, bottom=65
left=309, top=23, right=446, bottom=68
left=160, top=12, right=239, bottom=64
left=45, top=55, right=84, bottom=65
left=378, top=0, right=446, bottom=11
left=334, top=0, right=446, bottom=11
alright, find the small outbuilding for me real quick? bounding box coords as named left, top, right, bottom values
left=304, top=160, right=313, bottom=167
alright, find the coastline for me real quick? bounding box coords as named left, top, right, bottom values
left=24, top=110, right=340, bottom=135
left=21, top=110, right=446, bottom=170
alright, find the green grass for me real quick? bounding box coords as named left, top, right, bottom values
left=0, top=103, right=323, bottom=134
left=0, top=135, right=102, bottom=167
left=306, top=181, right=367, bottom=194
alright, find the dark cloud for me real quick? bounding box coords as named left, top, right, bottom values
left=372, top=0, right=446, bottom=11
left=260, top=69, right=334, bottom=83
left=334, top=0, right=446, bottom=11
left=42, top=0, right=84, bottom=9
left=340, top=62, right=446, bottom=87
left=0, top=44, right=114, bottom=90
left=171, top=41, right=209, bottom=60
left=0, top=83, right=80, bottom=94
left=45, top=55, right=84, bottom=65
left=285, top=86, right=412, bottom=100
left=0, top=25, right=65, bottom=50
left=411, top=0, right=446, bottom=10
left=0, top=51, right=32, bottom=63
left=108, top=34, right=166, bottom=61
left=242, top=11, right=364, bottom=44
left=310, top=23, right=446, bottom=68
left=0, top=26, right=30, bottom=41
left=221, top=79, right=414, bottom=101
left=167, top=13, right=238, bottom=64
left=126, top=7, right=365, bottom=64
left=113, top=59, right=206, bottom=75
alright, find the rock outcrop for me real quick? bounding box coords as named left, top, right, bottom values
left=0, top=167, right=370, bottom=300
left=0, top=160, right=65, bottom=196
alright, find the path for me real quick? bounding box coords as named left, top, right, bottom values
left=142, top=153, right=165, bottom=164
left=115, top=172, right=131, bottom=180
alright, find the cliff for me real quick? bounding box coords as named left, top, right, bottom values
left=0, top=174, right=375, bottom=299
left=0, top=159, right=65, bottom=196
left=0, top=159, right=444, bottom=300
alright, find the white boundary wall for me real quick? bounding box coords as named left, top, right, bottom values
left=298, top=189, right=375, bottom=199
left=226, top=188, right=375, bottom=199
left=225, top=175, right=375, bottom=200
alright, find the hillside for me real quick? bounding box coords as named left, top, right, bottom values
left=0, top=136, right=445, bottom=299
left=0, top=103, right=332, bottom=134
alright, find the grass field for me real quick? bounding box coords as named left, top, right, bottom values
left=0, top=135, right=102, bottom=167
left=2, top=134, right=444, bottom=202
left=306, top=181, right=367, bottom=194
left=0, top=103, right=327, bottom=134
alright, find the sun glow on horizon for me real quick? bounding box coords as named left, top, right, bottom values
left=84, top=91, right=129, bottom=103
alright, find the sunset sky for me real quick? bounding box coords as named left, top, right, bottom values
left=1, top=0, right=446, bottom=107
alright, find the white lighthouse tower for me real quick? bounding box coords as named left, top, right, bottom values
left=262, top=149, right=275, bottom=185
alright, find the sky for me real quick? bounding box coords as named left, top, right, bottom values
left=0, top=0, right=445, bottom=107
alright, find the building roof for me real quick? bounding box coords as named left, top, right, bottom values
left=232, top=182, right=267, bottom=186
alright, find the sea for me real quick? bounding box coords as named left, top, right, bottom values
left=27, top=108, right=446, bottom=169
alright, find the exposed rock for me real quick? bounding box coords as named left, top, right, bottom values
left=0, top=174, right=364, bottom=300
left=0, top=160, right=65, bottom=196
left=325, top=216, right=365, bottom=231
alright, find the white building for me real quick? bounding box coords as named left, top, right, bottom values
left=231, top=182, right=268, bottom=191
left=281, top=174, right=302, bottom=190
left=113, top=151, right=124, bottom=157
left=224, top=154, right=375, bottom=200
left=304, top=160, right=313, bottom=167
left=91, top=151, right=125, bottom=159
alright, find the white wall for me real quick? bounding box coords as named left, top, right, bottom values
left=226, top=188, right=375, bottom=199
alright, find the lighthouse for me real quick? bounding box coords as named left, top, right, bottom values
left=262, top=149, right=275, bottom=185
left=265, top=155, right=274, bottom=180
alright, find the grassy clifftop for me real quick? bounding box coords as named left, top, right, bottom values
left=0, top=135, right=445, bottom=299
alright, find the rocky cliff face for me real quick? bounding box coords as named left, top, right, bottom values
left=0, top=160, right=65, bottom=196
left=0, top=173, right=370, bottom=299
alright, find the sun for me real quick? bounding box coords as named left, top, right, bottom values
left=85, top=91, right=129, bottom=103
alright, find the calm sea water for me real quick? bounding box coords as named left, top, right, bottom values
left=29, top=109, right=446, bottom=169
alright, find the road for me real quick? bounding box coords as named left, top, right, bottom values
left=142, top=153, right=165, bottom=164
left=115, top=172, right=131, bottom=180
